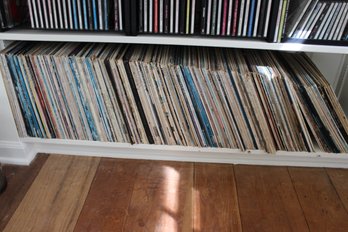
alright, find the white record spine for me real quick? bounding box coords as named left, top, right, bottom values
left=314, top=3, right=334, bottom=40
left=150, top=0, right=153, bottom=32
left=238, top=0, right=245, bottom=36
left=77, top=0, right=84, bottom=30
left=67, top=0, right=74, bottom=29
left=334, top=3, right=348, bottom=40
left=206, top=0, right=212, bottom=35
left=28, top=0, right=35, bottom=28
left=170, top=0, right=174, bottom=33
left=52, top=0, right=59, bottom=29
left=98, top=0, right=103, bottom=30
left=47, top=0, right=54, bottom=28
left=216, top=0, right=223, bottom=35
left=175, top=0, right=179, bottom=33
left=36, top=0, right=44, bottom=28
left=242, top=0, right=250, bottom=37
left=263, top=0, right=273, bottom=37
left=253, top=0, right=262, bottom=37
left=144, top=0, right=148, bottom=32
left=118, top=0, right=123, bottom=30
left=329, top=3, right=345, bottom=40
left=160, top=0, right=164, bottom=33
left=226, top=0, right=233, bottom=36
left=190, top=0, right=196, bottom=34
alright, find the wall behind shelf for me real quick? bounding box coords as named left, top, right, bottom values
left=307, top=53, right=348, bottom=116
left=337, top=57, right=348, bottom=116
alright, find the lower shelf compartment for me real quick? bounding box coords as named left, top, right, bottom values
left=20, top=137, right=348, bottom=168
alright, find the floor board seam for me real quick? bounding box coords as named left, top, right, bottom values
left=232, top=165, right=243, bottom=232
left=286, top=167, right=311, bottom=231
left=325, top=168, right=348, bottom=214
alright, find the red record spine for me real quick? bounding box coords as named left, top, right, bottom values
left=154, top=0, right=158, bottom=33
left=221, top=0, right=229, bottom=35
left=232, top=0, right=239, bottom=36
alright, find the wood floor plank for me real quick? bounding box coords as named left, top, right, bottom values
left=74, top=158, right=148, bottom=231
left=326, top=168, right=348, bottom=211
left=123, top=161, right=193, bottom=232
left=194, top=163, right=242, bottom=232
left=289, top=167, right=348, bottom=232
left=3, top=155, right=100, bottom=232
left=235, top=165, right=309, bottom=232
left=0, top=154, right=48, bottom=231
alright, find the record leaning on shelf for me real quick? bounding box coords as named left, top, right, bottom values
left=285, top=0, right=348, bottom=43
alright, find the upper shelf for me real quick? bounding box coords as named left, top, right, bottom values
left=0, top=29, right=347, bottom=54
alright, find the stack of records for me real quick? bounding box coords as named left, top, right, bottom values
left=27, top=0, right=113, bottom=31
left=139, top=0, right=197, bottom=34
left=201, top=0, right=274, bottom=38
left=268, top=0, right=291, bottom=42
left=286, top=0, right=348, bottom=42
left=0, top=0, right=27, bottom=31
left=200, top=0, right=291, bottom=42
left=1, top=42, right=348, bottom=153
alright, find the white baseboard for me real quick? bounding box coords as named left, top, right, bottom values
left=0, top=141, right=34, bottom=165
left=2, top=137, right=348, bottom=168
left=17, top=138, right=348, bottom=168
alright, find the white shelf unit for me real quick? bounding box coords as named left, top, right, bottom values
left=0, top=29, right=348, bottom=167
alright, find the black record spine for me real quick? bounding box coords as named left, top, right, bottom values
left=123, top=0, right=139, bottom=35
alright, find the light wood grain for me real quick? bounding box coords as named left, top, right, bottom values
left=235, top=165, right=309, bottom=232
left=74, top=158, right=147, bottom=231
left=289, top=167, right=348, bottom=232
left=326, top=168, right=348, bottom=210
left=194, top=163, right=242, bottom=232
left=123, top=161, right=193, bottom=232
left=3, top=155, right=100, bottom=232
left=0, top=154, right=48, bottom=231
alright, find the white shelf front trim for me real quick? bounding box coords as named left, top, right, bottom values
left=18, top=137, right=348, bottom=168
left=0, top=29, right=347, bottom=54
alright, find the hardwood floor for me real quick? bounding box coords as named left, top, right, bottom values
left=194, top=163, right=241, bottom=232
left=0, top=154, right=48, bottom=231
left=234, top=165, right=308, bottom=232
left=1, top=154, right=348, bottom=232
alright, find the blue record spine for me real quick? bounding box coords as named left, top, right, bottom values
left=68, top=57, right=99, bottom=140
left=181, top=66, right=216, bottom=147
left=85, top=58, right=113, bottom=141
left=92, top=0, right=98, bottom=30
left=72, top=0, right=79, bottom=29
left=82, top=0, right=88, bottom=29
left=104, top=0, right=108, bottom=30
left=7, top=55, right=35, bottom=137
left=10, top=55, right=43, bottom=137
left=248, top=0, right=256, bottom=37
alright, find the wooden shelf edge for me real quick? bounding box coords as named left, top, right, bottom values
left=1, top=29, right=347, bottom=54
left=19, top=138, right=348, bottom=168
